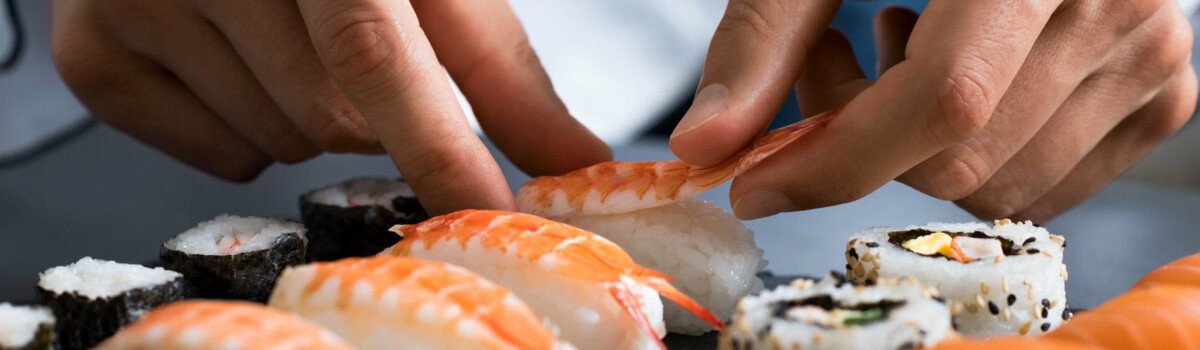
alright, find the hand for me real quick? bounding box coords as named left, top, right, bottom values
left=670, top=0, right=1196, bottom=222
left=51, top=0, right=611, bottom=215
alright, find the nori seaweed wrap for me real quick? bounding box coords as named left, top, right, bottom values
left=36, top=257, right=184, bottom=349
left=300, top=177, right=428, bottom=261
left=0, top=303, right=55, bottom=350
left=160, top=215, right=307, bottom=303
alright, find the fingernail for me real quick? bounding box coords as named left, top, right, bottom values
left=671, top=84, right=730, bottom=139
left=733, top=190, right=796, bottom=220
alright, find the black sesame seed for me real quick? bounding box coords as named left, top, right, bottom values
left=1027, top=248, right=1041, bottom=255
left=1062, top=309, right=1072, bottom=320
left=1023, top=237, right=1036, bottom=245
left=1042, top=307, right=1048, bottom=318
left=933, top=296, right=946, bottom=304
left=1042, top=299, right=1051, bottom=308
left=1040, top=322, right=1051, bottom=332
left=865, top=278, right=875, bottom=286
left=1007, top=294, right=1017, bottom=306
left=830, top=271, right=849, bottom=287
left=846, top=263, right=853, bottom=272
left=898, top=341, right=918, bottom=350
left=988, top=301, right=999, bottom=315
left=866, top=242, right=880, bottom=248
left=849, top=249, right=859, bottom=260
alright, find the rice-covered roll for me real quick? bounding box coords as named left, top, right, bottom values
left=36, top=257, right=184, bottom=349
left=300, top=177, right=428, bottom=261
left=846, top=219, right=1069, bottom=337
left=720, top=273, right=956, bottom=350
left=560, top=197, right=766, bottom=335
left=160, top=215, right=306, bottom=303
left=0, top=303, right=54, bottom=350
left=96, top=301, right=354, bottom=350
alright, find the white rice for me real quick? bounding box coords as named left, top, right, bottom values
left=306, top=178, right=414, bottom=212
left=38, top=257, right=182, bottom=299
left=561, top=198, right=766, bottom=335
left=164, top=215, right=306, bottom=255
left=846, top=220, right=1069, bottom=336
left=0, top=303, right=53, bottom=348
left=720, top=274, right=955, bottom=350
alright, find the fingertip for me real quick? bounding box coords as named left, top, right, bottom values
left=668, top=112, right=751, bottom=167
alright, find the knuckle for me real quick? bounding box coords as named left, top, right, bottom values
left=303, top=95, right=375, bottom=153
left=955, top=190, right=1023, bottom=221
left=716, top=0, right=777, bottom=40
left=931, top=64, right=994, bottom=143
left=908, top=151, right=991, bottom=201
left=312, top=6, right=411, bottom=90
left=402, top=148, right=467, bottom=193
left=1146, top=15, right=1194, bottom=73
left=1148, top=75, right=1198, bottom=139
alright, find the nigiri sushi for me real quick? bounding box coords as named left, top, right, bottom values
left=1132, top=251, right=1200, bottom=290
left=96, top=301, right=353, bottom=350
left=1046, top=285, right=1200, bottom=349
left=300, top=177, right=428, bottom=261
left=160, top=215, right=307, bottom=302
left=270, top=256, right=570, bottom=350
left=382, top=210, right=723, bottom=350
left=929, top=338, right=1099, bottom=350
left=0, top=303, right=54, bottom=350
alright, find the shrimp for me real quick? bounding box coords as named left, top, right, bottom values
left=516, top=106, right=842, bottom=218
left=930, top=338, right=1100, bottom=350
left=269, top=256, right=570, bottom=350
left=1133, top=252, right=1200, bottom=290
left=381, top=210, right=723, bottom=350
left=96, top=301, right=354, bottom=350
left=1046, top=285, right=1200, bottom=350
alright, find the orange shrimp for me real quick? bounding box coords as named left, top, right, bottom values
left=269, top=256, right=568, bottom=350
left=1132, top=252, right=1200, bottom=290
left=95, top=301, right=354, bottom=350
left=1046, top=285, right=1200, bottom=350
left=516, top=106, right=842, bottom=218
left=382, top=210, right=723, bottom=350
left=930, top=338, right=1101, bottom=350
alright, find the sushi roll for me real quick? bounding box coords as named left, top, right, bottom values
left=559, top=197, right=766, bottom=335
left=270, top=256, right=573, bottom=350
left=160, top=215, right=307, bottom=303
left=96, top=301, right=354, bottom=350
left=845, top=219, right=1069, bottom=336
left=0, top=303, right=54, bottom=350
left=720, top=273, right=956, bottom=350
left=300, top=177, right=428, bottom=261
left=36, top=257, right=184, bottom=349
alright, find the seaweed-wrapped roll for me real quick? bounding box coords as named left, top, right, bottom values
left=160, top=215, right=306, bottom=303
left=37, top=257, right=184, bottom=349
left=300, top=177, right=428, bottom=261
left=720, top=273, right=955, bottom=350
left=0, top=303, right=54, bottom=350
left=846, top=219, right=1069, bottom=336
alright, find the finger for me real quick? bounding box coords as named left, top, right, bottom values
left=296, top=0, right=515, bottom=215
left=1013, top=65, right=1197, bottom=223
left=954, top=5, right=1194, bottom=219
left=196, top=0, right=382, bottom=154
left=669, top=0, right=844, bottom=167
left=412, top=0, right=612, bottom=176
left=729, top=0, right=1062, bottom=220
left=120, top=4, right=321, bottom=164
left=794, top=29, right=871, bottom=116
left=873, top=6, right=918, bottom=75
left=51, top=24, right=272, bottom=181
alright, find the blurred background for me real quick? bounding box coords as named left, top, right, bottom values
left=2, top=0, right=1199, bottom=312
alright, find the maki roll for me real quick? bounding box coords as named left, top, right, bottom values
left=160, top=215, right=306, bottom=303
left=720, top=273, right=955, bottom=350
left=36, top=257, right=184, bottom=349
left=846, top=219, right=1069, bottom=336
left=96, top=301, right=354, bottom=350
left=300, top=177, right=428, bottom=261
left=0, top=303, right=54, bottom=350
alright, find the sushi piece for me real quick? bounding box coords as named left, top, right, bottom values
left=719, top=273, right=956, bottom=350
left=37, top=257, right=184, bottom=349
left=845, top=219, right=1069, bottom=337
left=930, top=338, right=1098, bottom=350
left=381, top=210, right=722, bottom=350
left=558, top=198, right=766, bottom=335
left=96, top=300, right=354, bottom=350
left=300, top=177, right=428, bottom=261
left=160, top=215, right=306, bottom=303
left=1132, top=252, right=1200, bottom=290
left=270, top=256, right=572, bottom=350
left=0, top=303, right=54, bottom=350
left=1046, top=285, right=1200, bottom=349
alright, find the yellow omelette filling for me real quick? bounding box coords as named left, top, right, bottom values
left=901, top=231, right=955, bottom=257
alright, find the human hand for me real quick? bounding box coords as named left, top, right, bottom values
left=670, top=0, right=1196, bottom=222
left=51, top=0, right=610, bottom=215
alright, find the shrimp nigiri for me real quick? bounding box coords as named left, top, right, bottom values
left=1046, top=285, right=1200, bottom=349
left=382, top=210, right=723, bottom=350
left=95, top=301, right=353, bottom=350
left=516, top=106, right=843, bottom=218
left=269, top=256, right=571, bottom=350
left=930, top=338, right=1100, bottom=350
left=1132, top=252, right=1200, bottom=290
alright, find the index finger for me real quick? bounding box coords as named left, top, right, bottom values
left=296, top=0, right=514, bottom=215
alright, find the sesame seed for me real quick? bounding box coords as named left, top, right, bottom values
left=975, top=294, right=987, bottom=308
left=865, top=278, right=875, bottom=286
left=849, top=238, right=858, bottom=245
left=1019, top=322, right=1032, bottom=335
left=1001, top=308, right=1011, bottom=321
left=848, top=249, right=859, bottom=260
left=1023, top=237, right=1036, bottom=245
left=1027, top=248, right=1041, bottom=255
left=1028, top=287, right=1036, bottom=300
left=981, top=282, right=990, bottom=295
left=1040, top=323, right=1051, bottom=332
left=988, top=301, right=999, bottom=315
left=995, top=219, right=1012, bottom=226
left=994, top=256, right=1005, bottom=263
left=1042, top=299, right=1050, bottom=308
left=1042, top=251, right=1053, bottom=258
left=1050, top=299, right=1059, bottom=309
left=1001, top=276, right=1009, bottom=293
left=866, top=242, right=880, bottom=248
left=1008, top=294, right=1016, bottom=306
left=1062, top=308, right=1072, bottom=320
left=1049, top=235, right=1065, bottom=243
left=846, top=263, right=853, bottom=272
left=1041, top=306, right=1049, bottom=318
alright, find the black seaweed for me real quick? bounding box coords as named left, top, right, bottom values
left=161, top=232, right=305, bottom=303
left=299, top=181, right=428, bottom=262
left=36, top=276, right=184, bottom=350
left=769, top=294, right=907, bottom=326
left=886, top=229, right=1018, bottom=258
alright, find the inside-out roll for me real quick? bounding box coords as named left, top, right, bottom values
left=845, top=219, right=1069, bottom=336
